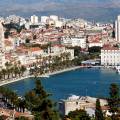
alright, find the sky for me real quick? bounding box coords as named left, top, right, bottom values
left=0, top=0, right=120, bottom=21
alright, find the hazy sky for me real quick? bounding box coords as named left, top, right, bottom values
left=0, top=0, right=120, bottom=21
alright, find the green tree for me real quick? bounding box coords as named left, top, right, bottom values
left=95, top=99, right=104, bottom=120
left=0, top=116, right=4, bottom=120
left=25, top=77, right=60, bottom=120
left=14, top=65, right=20, bottom=77
left=20, top=65, right=26, bottom=76
left=1, top=69, right=6, bottom=79
left=68, top=109, right=91, bottom=120
left=107, top=83, right=120, bottom=120
left=88, top=46, right=101, bottom=53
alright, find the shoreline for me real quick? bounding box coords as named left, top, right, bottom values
left=0, top=65, right=102, bottom=86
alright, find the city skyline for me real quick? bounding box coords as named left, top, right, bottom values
left=0, top=0, right=120, bottom=21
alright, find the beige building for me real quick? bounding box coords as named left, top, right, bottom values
left=62, top=37, right=86, bottom=48
left=59, top=95, right=107, bottom=116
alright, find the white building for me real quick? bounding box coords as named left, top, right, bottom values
left=31, top=15, right=39, bottom=24
left=41, top=16, right=49, bottom=23
left=59, top=95, right=107, bottom=116
left=5, top=15, right=21, bottom=23
left=115, top=15, right=120, bottom=41
left=50, top=45, right=74, bottom=60
left=88, top=41, right=103, bottom=48
left=101, top=46, right=120, bottom=66
left=55, top=20, right=63, bottom=28
left=0, top=22, right=5, bottom=68
left=50, top=15, right=58, bottom=22
left=62, top=37, right=86, bottom=48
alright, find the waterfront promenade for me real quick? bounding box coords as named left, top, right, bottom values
left=0, top=66, right=84, bottom=86
left=0, top=65, right=109, bottom=86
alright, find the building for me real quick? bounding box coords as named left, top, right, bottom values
left=115, top=15, right=120, bottom=41
left=101, top=46, right=120, bottom=66
left=50, top=15, right=58, bottom=22
left=41, top=16, right=49, bottom=23
left=31, top=15, right=39, bottom=24
left=62, top=37, right=86, bottom=48
left=0, top=22, right=5, bottom=68
left=55, top=20, right=63, bottom=28
left=59, top=95, right=107, bottom=116
left=88, top=41, right=103, bottom=48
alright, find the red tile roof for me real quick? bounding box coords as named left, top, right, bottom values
left=102, top=46, right=119, bottom=50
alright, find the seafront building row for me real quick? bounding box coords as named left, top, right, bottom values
left=0, top=14, right=113, bottom=70
left=0, top=14, right=119, bottom=119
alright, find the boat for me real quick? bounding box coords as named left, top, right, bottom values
left=42, top=75, right=50, bottom=78
left=115, top=66, right=120, bottom=74
left=87, top=66, right=92, bottom=68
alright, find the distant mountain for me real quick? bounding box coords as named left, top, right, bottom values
left=0, top=0, right=120, bottom=22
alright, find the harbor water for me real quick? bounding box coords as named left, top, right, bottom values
left=4, top=68, right=120, bottom=101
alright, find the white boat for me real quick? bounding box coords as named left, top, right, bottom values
left=42, top=75, right=50, bottom=78
left=115, top=66, right=120, bottom=74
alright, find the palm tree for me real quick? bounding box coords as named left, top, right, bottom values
left=14, top=65, right=20, bottom=77
left=6, top=68, right=11, bottom=79
left=20, top=65, right=26, bottom=76
left=1, top=69, right=6, bottom=79
left=18, top=99, right=26, bottom=113
left=5, top=61, right=12, bottom=69
left=5, top=62, right=12, bottom=78
left=10, top=67, right=14, bottom=78
left=0, top=71, right=3, bottom=80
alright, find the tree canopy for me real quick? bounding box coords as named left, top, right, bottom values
left=67, top=109, right=91, bottom=120
left=25, top=77, right=60, bottom=120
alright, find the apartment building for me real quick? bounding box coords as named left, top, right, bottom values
left=101, top=46, right=120, bottom=66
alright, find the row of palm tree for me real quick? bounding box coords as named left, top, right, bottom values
left=30, top=52, right=73, bottom=75
left=0, top=86, right=26, bottom=113
left=0, top=62, right=26, bottom=80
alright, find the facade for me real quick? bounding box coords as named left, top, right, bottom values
left=31, top=15, right=39, bottom=24
left=62, top=37, right=86, bottom=48
left=41, top=16, right=49, bottom=23
left=115, top=15, right=120, bottom=41
left=0, top=22, right=5, bottom=68
left=88, top=42, right=103, bottom=48
left=101, top=46, right=120, bottom=66
left=50, top=15, right=58, bottom=22
left=55, top=20, right=63, bottom=28
left=59, top=95, right=107, bottom=116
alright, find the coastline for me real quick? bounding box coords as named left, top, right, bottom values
left=0, top=65, right=102, bottom=86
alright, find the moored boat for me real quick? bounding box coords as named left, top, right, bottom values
left=115, top=66, right=120, bottom=74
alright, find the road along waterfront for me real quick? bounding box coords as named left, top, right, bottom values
left=0, top=66, right=84, bottom=86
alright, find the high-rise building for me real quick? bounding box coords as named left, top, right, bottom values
left=31, top=15, right=38, bottom=24
left=0, top=22, right=4, bottom=49
left=0, top=22, right=5, bottom=68
left=41, top=16, right=49, bottom=23
left=115, top=15, right=120, bottom=41
left=50, top=15, right=58, bottom=22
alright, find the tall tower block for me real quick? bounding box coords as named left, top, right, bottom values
left=0, top=22, right=5, bottom=69
left=0, top=22, right=4, bottom=49
left=115, top=15, right=120, bottom=41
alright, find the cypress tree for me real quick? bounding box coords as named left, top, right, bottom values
left=107, top=83, right=120, bottom=120
left=95, top=99, right=104, bottom=120
left=25, top=77, right=60, bottom=120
